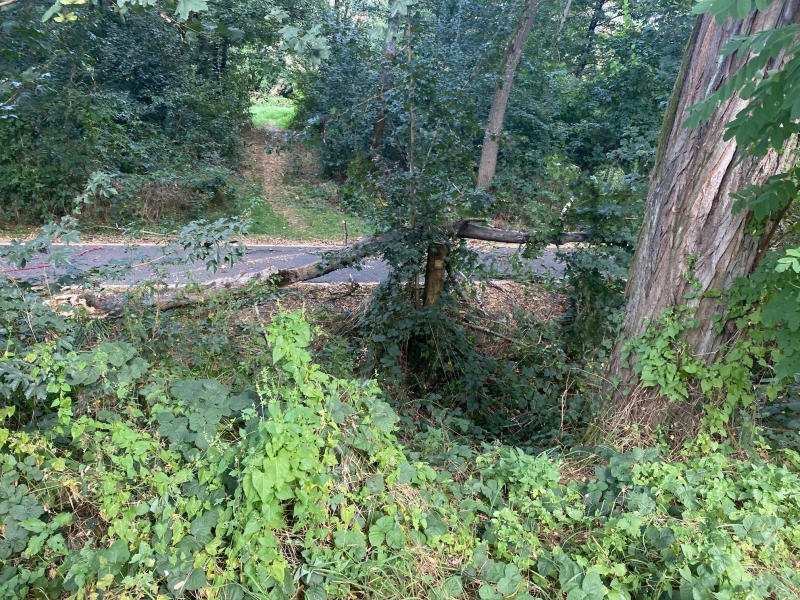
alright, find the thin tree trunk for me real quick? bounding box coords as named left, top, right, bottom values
left=371, top=13, right=399, bottom=150
left=475, top=0, right=542, bottom=189
left=554, top=0, right=573, bottom=53
left=574, top=0, right=606, bottom=76
left=605, top=1, right=800, bottom=431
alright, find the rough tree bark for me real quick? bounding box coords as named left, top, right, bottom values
left=605, top=1, right=800, bottom=429
left=475, top=0, right=542, bottom=189
left=423, top=244, right=448, bottom=306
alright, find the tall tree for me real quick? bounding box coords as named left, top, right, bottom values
left=475, top=0, right=542, bottom=188
left=605, top=0, right=800, bottom=430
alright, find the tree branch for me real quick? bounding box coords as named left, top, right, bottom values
left=445, top=221, right=590, bottom=244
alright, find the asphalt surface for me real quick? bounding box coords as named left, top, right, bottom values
left=0, top=243, right=566, bottom=286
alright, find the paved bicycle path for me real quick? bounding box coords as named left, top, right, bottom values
left=0, top=243, right=566, bottom=286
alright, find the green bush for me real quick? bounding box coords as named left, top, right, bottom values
left=1, top=285, right=799, bottom=599
left=0, top=8, right=249, bottom=225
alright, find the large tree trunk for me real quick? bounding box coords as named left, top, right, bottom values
left=475, top=0, right=542, bottom=189
left=605, top=1, right=800, bottom=429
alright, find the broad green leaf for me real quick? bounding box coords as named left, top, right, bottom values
left=478, top=585, right=501, bottom=600
left=443, top=576, right=464, bottom=598
left=183, top=568, right=208, bottom=591
left=105, top=539, right=130, bottom=564
left=190, top=510, right=219, bottom=542
left=581, top=571, right=607, bottom=600
left=250, top=468, right=271, bottom=503
left=42, top=1, right=62, bottom=22
left=176, top=0, right=207, bottom=21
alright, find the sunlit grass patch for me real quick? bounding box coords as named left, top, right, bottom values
left=247, top=186, right=368, bottom=242
left=251, top=97, right=296, bottom=129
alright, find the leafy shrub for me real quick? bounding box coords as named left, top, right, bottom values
left=1, top=287, right=799, bottom=599
left=0, top=7, right=249, bottom=225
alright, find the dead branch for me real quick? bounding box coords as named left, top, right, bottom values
left=77, top=232, right=391, bottom=313
left=463, top=320, right=517, bottom=343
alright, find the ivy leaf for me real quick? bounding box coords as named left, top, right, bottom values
left=442, top=576, right=463, bottom=598
left=156, top=413, right=192, bottom=445
left=183, top=568, right=208, bottom=591
left=580, top=571, right=607, bottom=600
left=478, top=585, right=502, bottom=600
left=496, top=564, right=522, bottom=595
left=333, top=529, right=367, bottom=560
left=396, top=462, right=415, bottom=484
left=385, top=526, right=405, bottom=549
left=250, top=468, right=273, bottom=503
left=9, top=495, right=43, bottom=522
left=0, top=521, right=29, bottom=559
left=370, top=401, right=398, bottom=432
left=364, top=474, right=384, bottom=494
left=305, top=586, right=327, bottom=600
left=96, top=342, right=137, bottom=368
left=368, top=516, right=391, bottom=546
left=556, top=554, right=582, bottom=592
left=220, top=584, right=246, bottom=600
left=264, top=453, right=292, bottom=487
left=170, top=379, right=228, bottom=404
left=228, top=390, right=256, bottom=412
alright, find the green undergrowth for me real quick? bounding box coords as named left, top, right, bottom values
left=247, top=194, right=368, bottom=241
left=250, top=98, right=296, bottom=130
left=1, top=285, right=800, bottom=600
left=247, top=176, right=368, bottom=242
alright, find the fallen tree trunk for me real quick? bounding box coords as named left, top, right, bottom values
left=78, top=233, right=392, bottom=312
left=451, top=222, right=590, bottom=244
left=75, top=223, right=590, bottom=313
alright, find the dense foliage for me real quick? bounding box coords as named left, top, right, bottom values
left=2, top=0, right=800, bottom=597
left=0, top=2, right=253, bottom=224
left=0, top=0, right=330, bottom=225
left=1, top=294, right=799, bottom=599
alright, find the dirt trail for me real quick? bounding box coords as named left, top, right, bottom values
left=243, top=128, right=304, bottom=232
